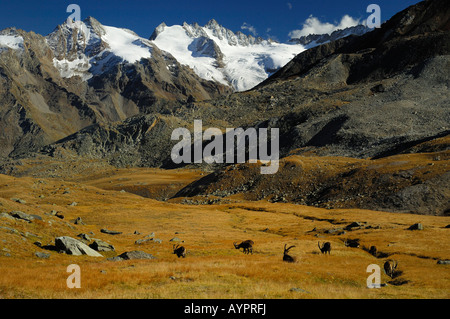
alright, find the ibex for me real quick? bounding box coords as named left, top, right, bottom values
left=318, top=242, right=331, bottom=254
left=283, top=244, right=296, bottom=263
left=233, top=240, right=254, bottom=254
left=173, top=244, right=186, bottom=258
left=384, top=260, right=398, bottom=279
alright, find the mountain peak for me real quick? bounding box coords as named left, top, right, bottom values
left=205, top=19, right=219, bottom=28
left=149, top=22, right=167, bottom=41
left=84, top=16, right=100, bottom=25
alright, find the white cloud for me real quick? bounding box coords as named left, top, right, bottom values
left=289, top=14, right=361, bottom=38
left=287, top=2, right=293, bottom=10
left=241, top=22, right=257, bottom=36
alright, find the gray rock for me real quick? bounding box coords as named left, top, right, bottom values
left=101, top=229, right=122, bottom=235
left=437, top=260, right=450, bottom=265
left=107, top=256, right=124, bottom=262
left=11, top=198, right=26, bottom=204
left=54, top=236, right=103, bottom=257
left=325, top=227, right=344, bottom=234
left=89, top=239, right=115, bottom=252
left=77, top=233, right=91, bottom=242
left=29, top=214, right=43, bottom=221
left=117, top=250, right=156, bottom=260
left=73, top=217, right=85, bottom=225
left=10, top=211, right=34, bottom=223
left=35, top=252, right=50, bottom=259
left=135, top=238, right=154, bottom=245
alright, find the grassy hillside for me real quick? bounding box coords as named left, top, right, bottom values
left=0, top=165, right=448, bottom=299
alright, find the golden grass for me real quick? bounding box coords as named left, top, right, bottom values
left=0, top=164, right=449, bottom=299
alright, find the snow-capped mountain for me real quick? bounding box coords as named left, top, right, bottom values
left=46, top=17, right=155, bottom=80
left=46, top=17, right=305, bottom=91
left=150, top=19, right=305, bottom=91
left=45, top=17, right=370, bottom=92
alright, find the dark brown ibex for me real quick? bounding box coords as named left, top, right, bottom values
left=384, top=260, right=398, bottom=278
left=233, top=240, right=254, bottom=254
left=173, top=244, right=186, bottom=258
left=318, top=241, right=331, bottom=254
left=283, top=244, right=296, bottom=263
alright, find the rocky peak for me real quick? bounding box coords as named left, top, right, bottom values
left=289, top=24, right=370, bottom=48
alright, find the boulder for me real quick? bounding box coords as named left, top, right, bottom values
left=101, top=229, right=122, bottom=235
left=30, top=214, right=43, bottom=221
left=10, top=211, right=35, bottom=223
left=77, top=233, right=91, bottom=242
left=55, top=236, right=103, bottom=257
left=11, top=198, right=26, bottom=204
left=73, top=217, right=85, bottom=225
left=109, top=250, right=156, bottom=261
left=35, top=252, right=50, bottom=259
left=135, top=238, right=154, bottom=245
left=90, top=239, right=115, bottom=252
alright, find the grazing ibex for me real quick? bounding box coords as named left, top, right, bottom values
left=318, top=241, right=331, bottom=254
left=384, top=260, right=398, bottom=279
left=233, top=240, right=254, bottom=254
left=283, top=244, right=296, bottom=263
left=173, top=244, right=186, bottom=258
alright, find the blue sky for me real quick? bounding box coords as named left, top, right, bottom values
left=0, top=0, right=422, bottom=42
